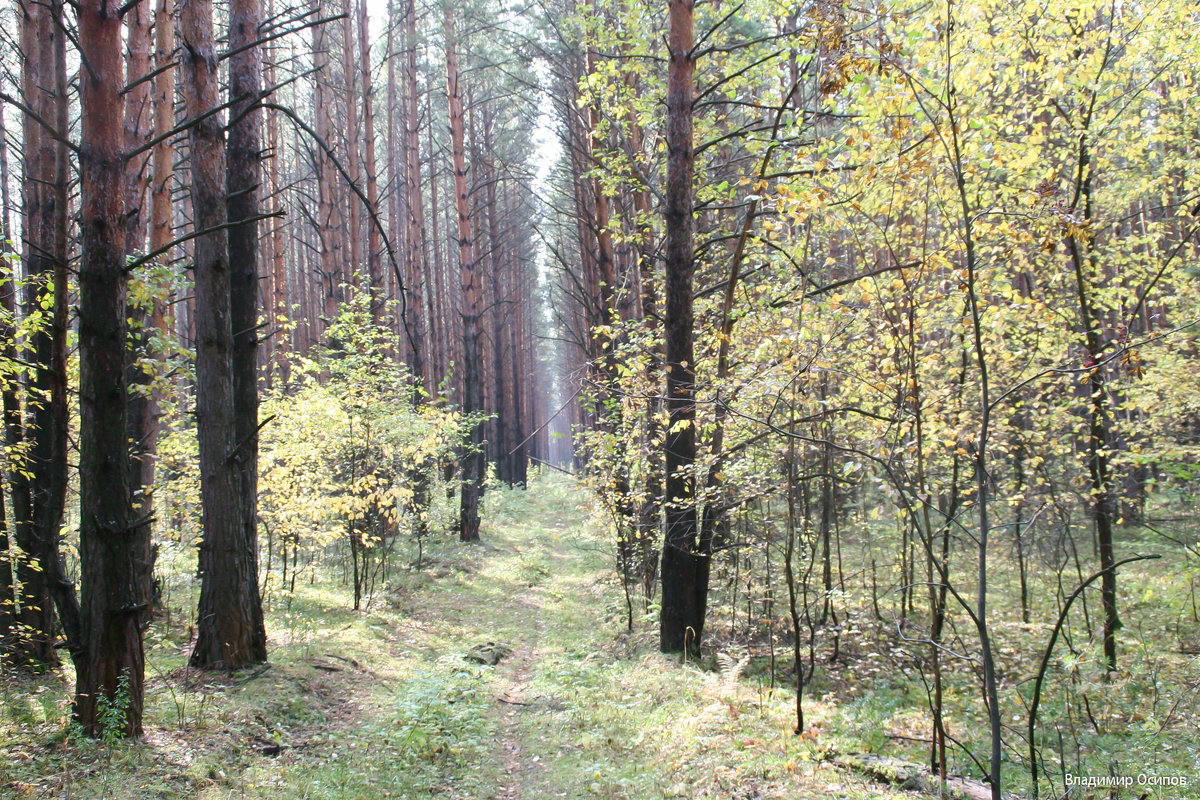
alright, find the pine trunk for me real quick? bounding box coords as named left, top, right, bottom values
left=358, top=0, right=383, bottom=322
left=445, top=8, right=483, bottom=542
left=659, top=0, right=707, bottom=655
left=341, top=0, right=362, bottom=294
left=76, top=0, right=144, bottom=735
left=312, top=9, right=340, bottom=325
left=16, top=0, right=67, bottom=668
left=264, top=2, right=288, bottom=381
left=0, top=101, right=28, bottom=658
left=405, top=0, right=430, bottom=392
left=124, top=0, right=158, bottom=627
left=183, top=0, right=267, bottom=670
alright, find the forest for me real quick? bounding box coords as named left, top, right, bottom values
left=0, top=0, right=1198, bottom=797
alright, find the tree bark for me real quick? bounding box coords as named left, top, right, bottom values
left=445, top=7, right=483, bottom=542
left=264, top=0, right=288, bottom=382
left=227, top=0, right=268, bottom=660
left=76, top=0, right=144, bottom=735
left=358, top=0, right=383, bottom=322
left=341, top=0, right=362, bottom=294
left=405, top=0, right=431, bottom=392
left=311, top=7, right=340, bottom=327
left=183, top=0, right=267, bottom=670
left=124, top=0, right=160, bottom=631
left=428, top=109, right=449, bottom=392
left=482, top=112, right=510, bottom=483
left=149, top=0, right=175, bottom=368
left=16, top=0, right=76, bottom=670
left=0, top=101, right=26, bottom=657
left=124, top=0, right=153, bottom=253
left=500, top=187, right=524, bottom=486
left=1069, top=183, right=1121, bottom=673
left=659, top=0, right=707, bottom=656
left=385, top=0, right=400, bottom=333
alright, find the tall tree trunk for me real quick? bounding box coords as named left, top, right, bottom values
left=659, top=0, right=707, bottom=655
left=385, top=0, right=400, bottom=329
left=445, top=6, right=483, bottom=542
left=500, top=187, right=524, bottom=486
left=15, top=0, right=54, bottom=667
left=482, top=113, right=509, bottom=484
left=124, top=0, right=152, bottom=253
left=429, top=110, right=452, bottom=397
left=227, top=0, right=269, bottom=658
left=585, top=46, right=616, bottom=335
left=340, top=0, right=362, bottom=294
left=311, top=9, right=340, bottom=326
left=148, top=0, right=175, bottom=388
left=467, top=95, right=495, bottom=467
left=0, top=101, right=25, bottom=656
left=1069, top=155, right=1120, bottom=672
left=264, top=0, right=288, bottom=382
left=76, top=0, right=144, bottom=736
left=18, top=0, right=73, bottom=669
left=405, top=0, right=431, bottom=392
left=182, top=0, right=267, bottom=670
left=357, top=0, right=383, bottom=321
left=124, top=0, right=158, bottom=629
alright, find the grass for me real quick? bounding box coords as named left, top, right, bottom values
left=2, top=473, right=1198, bottom=799
left=684, top=495, right=1200, bottom=799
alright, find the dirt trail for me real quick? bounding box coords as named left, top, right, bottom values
left=491, top=540, right=571, bottom=800
left=494, top=597, right=545, bottom=800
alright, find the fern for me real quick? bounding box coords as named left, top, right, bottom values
left=716, top=651, right=750, bottom=685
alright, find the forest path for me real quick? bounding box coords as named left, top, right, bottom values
left=376, top=482, right=916, bottom=800
left=490, top=538, right=562, bottom=800
left=453, top=510, right=609, bottom=800
left=4, top=476, right=913, bottom=800
left=376, top=478, right=629, bottom=800
left=283, top=480, right=915, bottom=800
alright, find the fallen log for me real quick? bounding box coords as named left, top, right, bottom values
left=833, top=753, right=1002, bottom=800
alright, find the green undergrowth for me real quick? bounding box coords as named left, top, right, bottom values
left=4, top=473, right=1196, bottom=798
left=0, top=473, right=905, bottom=799
left=687, top=499, right=1200, bottom=800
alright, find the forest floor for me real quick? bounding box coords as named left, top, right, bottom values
left=1, top=474, right=1198, bottom=799
left=0, top=477, right=917, bottom=800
